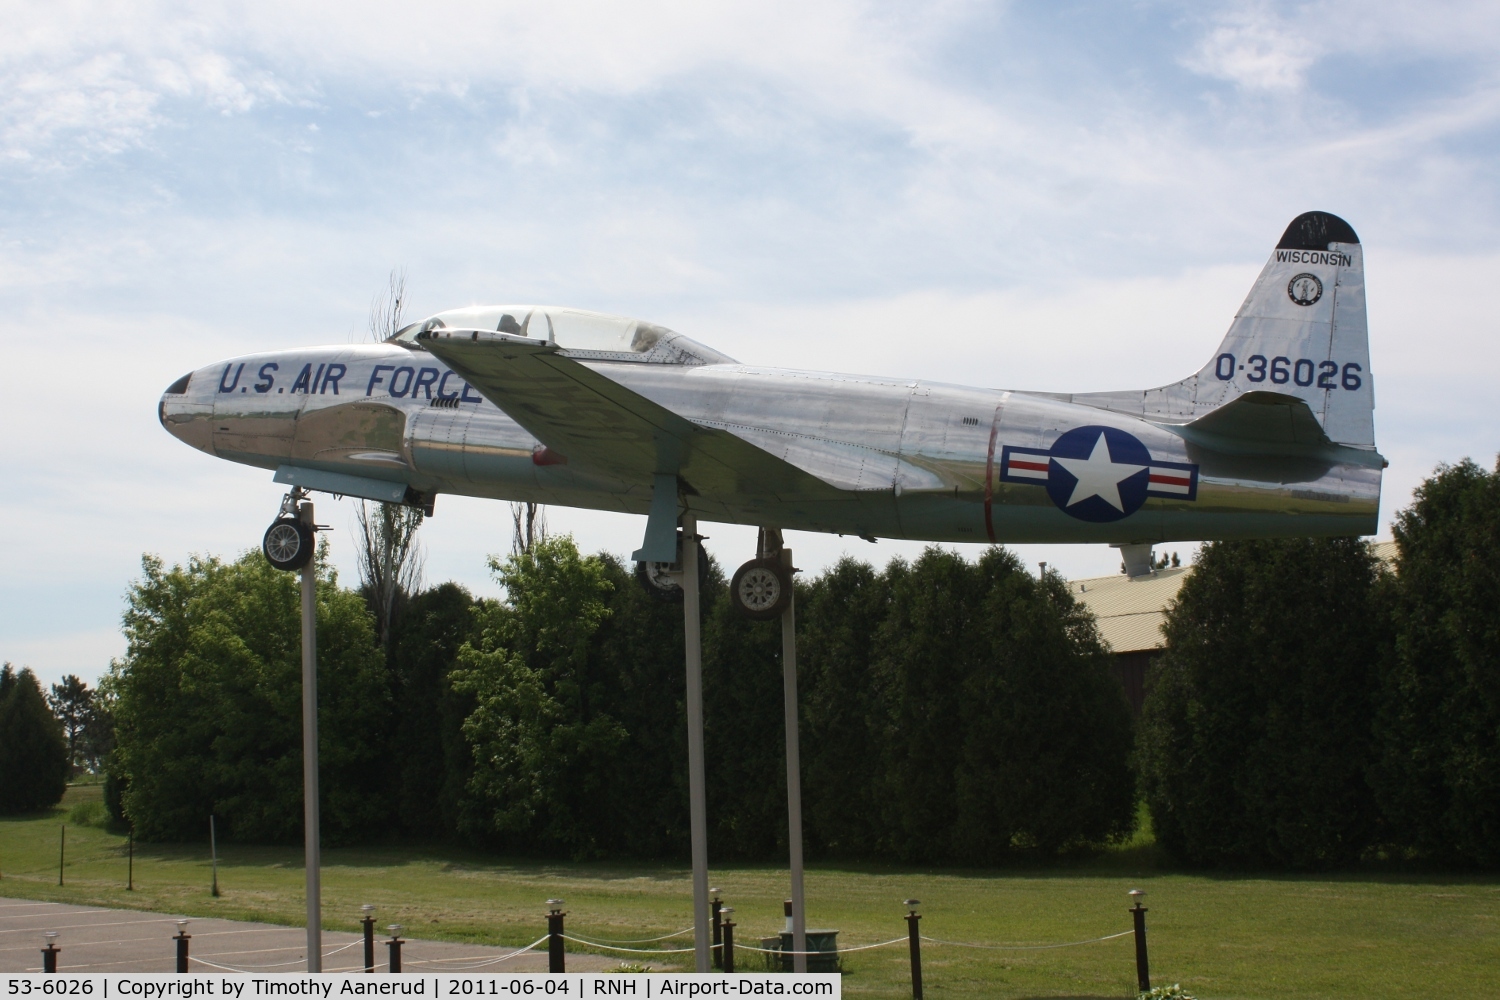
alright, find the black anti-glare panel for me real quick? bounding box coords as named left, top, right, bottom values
left=1277, top=211, right=1360, bottom=250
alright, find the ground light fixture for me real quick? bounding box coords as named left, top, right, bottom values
left=360, top=905, right=377, bottom=972
left=717, top=905, right=735, bottom=971
left=1128, top=889, right=1150, bottom=993
left=41, top=932, right=60, bottom=973
left=173, top=920, right=192, bottom=973
left=903, top=901, right=924, bottom=999
left=547, top=898, right=564, bottom=912
left=386, top=926, right=405, bottom=974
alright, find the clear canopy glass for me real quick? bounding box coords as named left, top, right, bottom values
left=391, top=305, right=734, bottom=366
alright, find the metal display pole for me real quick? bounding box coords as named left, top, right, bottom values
left=780, top=548, right=807, bottom=974
left=682, top=514, right=711, bottom=973
left=299, top=500, right=322, bottom=973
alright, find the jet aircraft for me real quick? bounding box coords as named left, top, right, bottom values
left=160, top=211, right=1382, bottom=615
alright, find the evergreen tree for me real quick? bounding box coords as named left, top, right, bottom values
left=0, top=664, right=70, bottom=813
left=47, top=674, right=95, bottom=776
left=869, top=548, right=1135, bottom=862
left=1373, top=459, right=1500, bottom=865
left=953, top=552, right=1135, bottom=857
left=589, top=554, right=691, bottom=857
left=386, top=583, right=478, bottom=839
left=1137, top=538, right=1383, bottom=868
left=702, top=576, right=788, bottom=860
left=799, top=558, right=891, bottom=858
left=871, top=549, right=985, bottom=861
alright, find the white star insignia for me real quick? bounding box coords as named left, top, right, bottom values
left=1052, top=433, right=1145, bottom=512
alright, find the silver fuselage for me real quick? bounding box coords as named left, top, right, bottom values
left=160, top=342, right=1380, bottom=544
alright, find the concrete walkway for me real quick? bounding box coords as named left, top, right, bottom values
left=0, top=898, right=621, bottom=974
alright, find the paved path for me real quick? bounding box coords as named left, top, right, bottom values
left=0, top=898, right=621, bottom=974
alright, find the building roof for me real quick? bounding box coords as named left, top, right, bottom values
left=1068, top=539, right=1397, bottom=654
left=1068, top=566, right=1192, bottom=654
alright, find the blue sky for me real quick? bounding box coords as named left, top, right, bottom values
left=4, top=0, right=1499, bottom=687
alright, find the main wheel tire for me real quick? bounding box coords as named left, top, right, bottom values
left=263, top=517, right=314, bottom=572
left=634, top=534, right=709, bottom=603
left=730, top=558, right=791, bottom=620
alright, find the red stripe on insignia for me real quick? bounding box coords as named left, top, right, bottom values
left=1149, top=473, right=1191, bottom=486
left=1010, top=460, right=1050, bottom=472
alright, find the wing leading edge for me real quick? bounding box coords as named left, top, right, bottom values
left=419, top=330, right=853, bottom=502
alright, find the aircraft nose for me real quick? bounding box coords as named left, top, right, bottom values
left=159, top=371, right=216, bottom=454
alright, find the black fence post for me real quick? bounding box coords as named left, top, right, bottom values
left=904, top=899, right=923, bottom=1000
left=41, top=933, right=59, bottom=973
left=387, top=926, right=404, bottom=973
left=174, top=921, right=191, bottom=973
left=58, top=825, right=65, bottom=887
left=127, top=830, right=134, bottom=891
left=361, top=905, right=376, bottom=972
left=1129, top=889, right=1150, bottom=994
left=711, top=889, right=723, bottom=969
left=721, top=908, right=735, bottom=974
left=547, top=899, right=566, bottom=973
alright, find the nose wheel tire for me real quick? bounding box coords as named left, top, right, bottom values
left=730, top=558, right=791, bottom=620
left=634, top=533, right=709, bottom=603
left=263, top=517, right=315, bottom=572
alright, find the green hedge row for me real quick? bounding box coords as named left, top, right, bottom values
left=108, top=540, right=1136, bottom=861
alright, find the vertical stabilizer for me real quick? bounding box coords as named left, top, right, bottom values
left=1072, top=211, right=1375, bottom=449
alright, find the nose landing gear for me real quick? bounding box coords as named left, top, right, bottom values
left=263, top=488, right=318, bottom=572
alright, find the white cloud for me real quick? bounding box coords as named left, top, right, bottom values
left=1183, top=5, right=1319, bottom=91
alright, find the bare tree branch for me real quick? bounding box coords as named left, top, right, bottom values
left=355, top=267, right=423, bottom=645
left=511, top=501, right=547, bottom=556
left=369, top=268, right=407, bottom=342
left=356, top=499, right=425, bottom=647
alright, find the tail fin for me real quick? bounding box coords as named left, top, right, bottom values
left=1073, top=211, right=1375, bottom=449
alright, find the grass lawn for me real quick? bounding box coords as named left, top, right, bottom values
left=2, top=785, right=1497, bottom=998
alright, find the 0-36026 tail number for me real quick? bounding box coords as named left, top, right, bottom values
left=1214, top=353, right=1362, bottom=390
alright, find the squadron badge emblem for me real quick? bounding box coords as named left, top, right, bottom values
left=1287, top=272, right=1323, bottom=307
left=1000, top=425, right=1198, bottom=523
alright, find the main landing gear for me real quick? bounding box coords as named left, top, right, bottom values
left=729, top=528, right=793, bottom=620
left=632, top=524, right=795, bottom=619
left=263, top=488, right=316, bottom=572
left=635, top=529, right=710, bottom=603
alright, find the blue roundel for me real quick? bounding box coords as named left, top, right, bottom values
left=1044, top=425, right=1153, bottom=523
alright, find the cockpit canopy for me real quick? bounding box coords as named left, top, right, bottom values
left=391, top=305, right=735, bottom=366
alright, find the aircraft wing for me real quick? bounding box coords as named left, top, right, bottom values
left=420, top=331, right=851, bottom=500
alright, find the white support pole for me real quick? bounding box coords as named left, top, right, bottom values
left=298, top=500, right=322, bottom=974
left=781, top=548, right=807, bottom=974
left=682, top=514, right=711, bottom=973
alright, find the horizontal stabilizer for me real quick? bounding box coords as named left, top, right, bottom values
left=1185, top=391, right=1331, bottom=449
left=1177, top=391, right=1382, bottom=468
